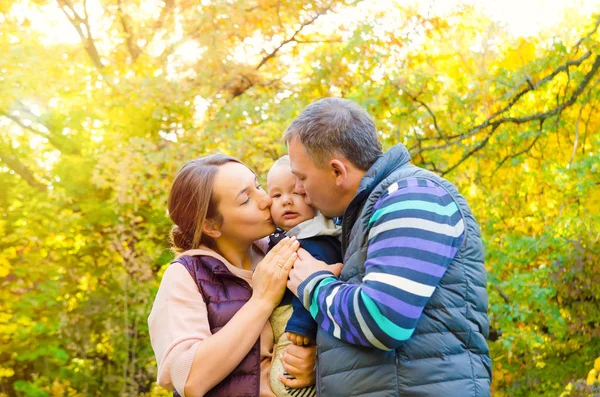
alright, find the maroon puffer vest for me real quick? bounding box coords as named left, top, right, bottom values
left=173, top=254, right=260, bottom=397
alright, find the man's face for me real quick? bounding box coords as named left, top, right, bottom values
left=288, top=138, right=346, bottom=218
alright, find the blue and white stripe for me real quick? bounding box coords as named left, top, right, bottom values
left=297, top=177, right=465, bottom=350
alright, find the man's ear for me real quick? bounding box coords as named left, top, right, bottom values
left=329, top=159, right=348, bottom=188
left=202, top=218, right=222, bottom=239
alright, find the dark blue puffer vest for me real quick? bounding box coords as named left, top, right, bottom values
left=174, top=255, right=260, bottom=397
left=315, top=144, right=491, bottom=397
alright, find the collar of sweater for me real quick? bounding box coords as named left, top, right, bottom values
left=285, top=212, right=341, bottom=240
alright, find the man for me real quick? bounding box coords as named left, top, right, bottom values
left=286, top=98, right=491, bottom=397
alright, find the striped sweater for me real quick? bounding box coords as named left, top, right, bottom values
left=297, top=177, right=465, bottom=350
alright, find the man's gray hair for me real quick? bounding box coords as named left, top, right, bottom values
left=284, top=98, right=383, bottom=170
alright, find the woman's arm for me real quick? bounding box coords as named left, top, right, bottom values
left=149, top=237, right=299, bottom=397
left=149, top=265, right=273, bottom=397
left=186, top=237, right=299, bottom=395
left=149, top=263, right=209, bottom=394
left=184, top=296, right=274, bottom=396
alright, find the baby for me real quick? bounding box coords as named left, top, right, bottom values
left=266, top=155, right=342, bottom=397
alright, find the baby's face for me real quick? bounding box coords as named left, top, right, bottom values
left=267, top=165, right=317, bottom=231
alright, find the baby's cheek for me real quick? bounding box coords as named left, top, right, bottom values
left=270, top=208, right=281, bottom=221
left=269, top=201, right=280, bottom=214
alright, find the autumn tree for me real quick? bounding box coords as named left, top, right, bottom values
left=1, top=0, right=599, bottom=396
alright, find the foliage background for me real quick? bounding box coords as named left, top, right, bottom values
left=1, top=0, right=599, bottom=395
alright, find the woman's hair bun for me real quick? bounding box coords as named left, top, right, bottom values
left=170, top=225, right=193, bottom=252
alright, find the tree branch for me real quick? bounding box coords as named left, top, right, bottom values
left=413, top=51, right=595, bottom=155
left=256, top=3, right=334, bottom=70
left=56, top=0, right=105, bottom=71
left=0, top=149, right=47, bottom=192
left=573, top=15, right=600, bottom=55
left=139, top=0, right=175, bottom=55
left=294, top=38, right=343, bottom=44
left=117, top=0, right=141, bottom=62
left=495, top=285, right=511, bottom=304
left=209, top=4, right=338, bottom=102
left=413, top=54, right=600, bottom=175
left=499, top=56, right=600, bottom=125
left=439, top=125, right=496, bottom=176
left=404, top=91, right=448, bottom=143
left=582, top=102, right=596, bottom=154
left=0, top=110, right=81, bottom=155
left=568, top=105, right=586, bottom=167
left=492, top=120, right=544, bottom=176
left=153, top=0, right=174, bottom=33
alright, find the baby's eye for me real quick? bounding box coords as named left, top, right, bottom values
left=272, top=193, right=281, bottom=198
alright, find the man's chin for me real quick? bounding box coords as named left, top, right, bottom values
left=318, top=207, right=343, bottom=218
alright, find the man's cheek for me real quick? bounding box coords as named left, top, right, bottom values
left=303, top=193, right=313, bottom=206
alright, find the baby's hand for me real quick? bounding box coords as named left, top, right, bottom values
left=286, top=332, right=312, bottom=346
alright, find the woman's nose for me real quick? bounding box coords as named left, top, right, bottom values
left=258, top=192, right=272, bottom=210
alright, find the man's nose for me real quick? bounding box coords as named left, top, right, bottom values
left=294, top=179, right=306, bottom=194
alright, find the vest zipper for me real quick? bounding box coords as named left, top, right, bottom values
left=315, top=349, right=321, bottom=394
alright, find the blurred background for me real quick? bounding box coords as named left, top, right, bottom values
left=1, top=0, right=599, bottom=395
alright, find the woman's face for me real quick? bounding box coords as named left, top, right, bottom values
left=211, top=162, right=275, bottom=244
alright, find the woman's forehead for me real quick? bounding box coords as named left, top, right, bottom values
left=214, top=162, right=256, bottom=194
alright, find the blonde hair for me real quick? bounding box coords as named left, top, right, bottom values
left=267, top=155, right=292, bottom=189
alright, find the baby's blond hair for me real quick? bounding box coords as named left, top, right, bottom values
left=267, top=155, right=291, bottom=187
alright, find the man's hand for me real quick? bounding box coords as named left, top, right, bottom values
left=278, top=344, right=316, bottom=389
left=287, top=248, right=343, bottom=297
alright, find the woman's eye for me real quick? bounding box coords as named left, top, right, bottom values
left=242, top=197, right=250, bottom=205
left=256, top=184, right=263, bottom=190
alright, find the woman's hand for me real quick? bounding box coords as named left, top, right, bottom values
left=279, top=344, right=316, bottom=388
left=251, top=236, right=299, bottom=308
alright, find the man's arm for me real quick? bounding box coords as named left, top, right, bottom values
left=285, top=238, right=342, bottom=339
left=293, top=177, right=465, bottom=350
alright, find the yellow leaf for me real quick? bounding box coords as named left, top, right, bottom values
left=0, top=367, right=14, bottom=378
left=0, top=257, right=10, bottom=278
left=587, top=368, right=597, bottom=385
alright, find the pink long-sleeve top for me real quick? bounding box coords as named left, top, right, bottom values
left=148, top=240, right=276, bottom=397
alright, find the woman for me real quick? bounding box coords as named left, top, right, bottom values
left=148, top=154, right=316, bottom=396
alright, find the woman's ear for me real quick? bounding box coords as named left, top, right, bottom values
left=202, top=218, right=222, bottom=239
left=329, top=159, right=348, bottom=188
